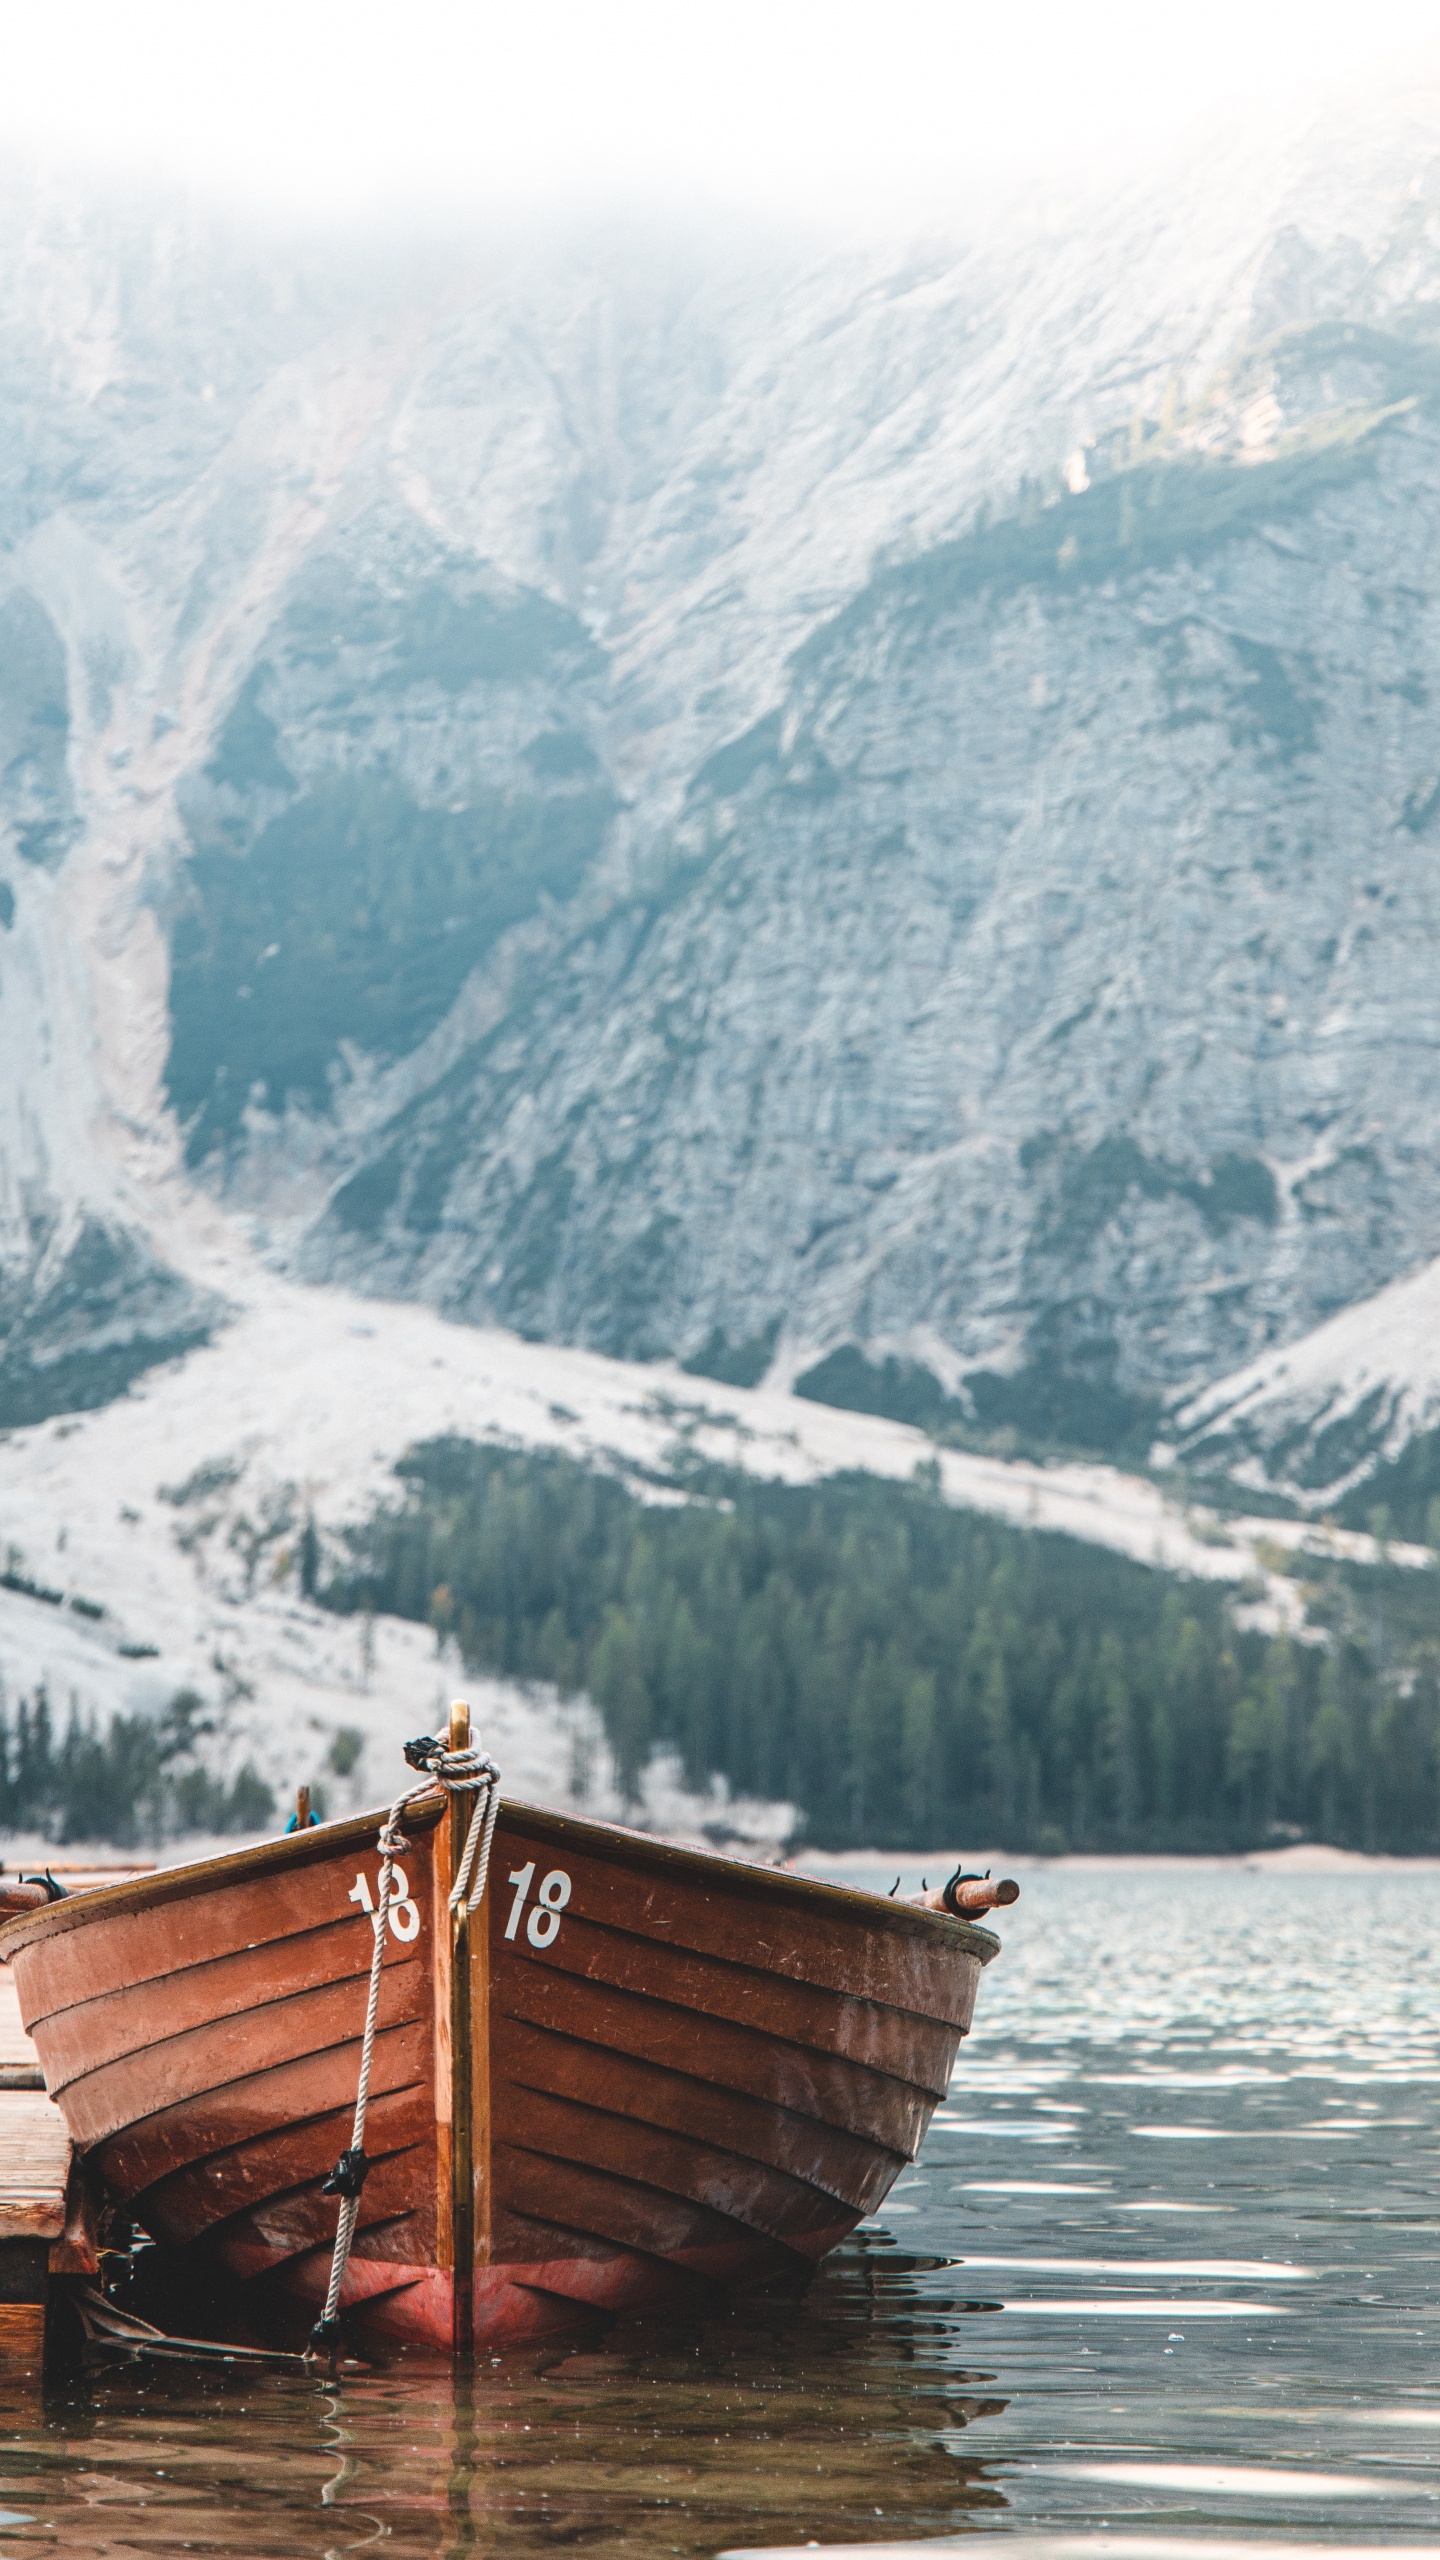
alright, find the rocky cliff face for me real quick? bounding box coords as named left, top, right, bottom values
left=7, top=109, right=1440, bottom=1470
left=303, top=394, right=1440, bottom=1460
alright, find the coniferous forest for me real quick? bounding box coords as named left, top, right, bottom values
left=0, top=1688, right=274, bottom=1848
left=324, top=1439, right=1440, bottom=1853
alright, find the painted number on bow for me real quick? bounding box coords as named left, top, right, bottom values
left=347, top=1865, right=422, bottom=1942
left=504, top=1862, right=572, bottom=1948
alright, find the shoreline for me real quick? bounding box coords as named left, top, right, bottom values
left=793, top=1842, right=1440, bottom=1874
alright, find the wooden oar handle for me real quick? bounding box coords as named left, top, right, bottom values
left=949, top=1875, right=1020, bottom=1914
left=909, top=1872, right=1020, bottom=1916
left=0, top=1881, right=61, bottom=1917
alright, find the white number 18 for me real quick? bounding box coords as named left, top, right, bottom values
left=504, top=1861, right=573, bottom=1948
left=347, top=1865, right=421, bottom=1942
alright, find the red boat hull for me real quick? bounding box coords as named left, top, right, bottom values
left=2, top=1795, right=997, bottom=2352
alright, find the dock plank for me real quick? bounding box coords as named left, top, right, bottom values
left=0, top=1970, right=71, bottom=2246
left=0, top=1971, right=43, bottom=2079
left=0, top=2091, right=70, bottom=2239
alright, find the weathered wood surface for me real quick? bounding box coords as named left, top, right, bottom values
left=0, top=1970, right=44, bottom=2087
left=0, top=2091, right=70, bottom=2241
left=0, top=1972, right=71, bottom=2246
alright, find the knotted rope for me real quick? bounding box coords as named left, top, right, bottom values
left=309, top=1733, right=500, bottom=2361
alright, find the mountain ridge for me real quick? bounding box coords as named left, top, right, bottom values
left=4, top=108, right=1440, bottom=1499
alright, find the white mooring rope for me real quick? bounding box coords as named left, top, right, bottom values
left=309, top=1733, right=500, bottom=2361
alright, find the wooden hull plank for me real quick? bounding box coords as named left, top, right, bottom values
left=34, top=1925, right=386, bottom=2099
left=139, top=2101, right=435, bottom=2266
left=32, top=1920, right=377, bottom=2085
left=502, top=1909, right=966, bottom=2090
left=94, top=2016, right=434, bottom=2193
left=497, top=2015, right=906, bottom=2210
left=498, top=2085, right=858, bottom=2255
left=54, top=1959, right=428, bottom=2147
left=499, top=1961, right=938, bottom=2151
left=270, top=2241, right=450, bottom=2345
left=138, top=2084, right=434, bottom=2244
left=494, top=2147, right=833, bottom=2296
left=214, top=2151, right=436, bottom=2268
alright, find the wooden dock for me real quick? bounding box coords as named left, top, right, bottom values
left=0, top=1968, right=90, bottom=2360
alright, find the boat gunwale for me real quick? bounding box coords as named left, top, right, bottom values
left=491, top=1799, right=1001, bottom=1960
left=0, top=1791, right=1000, bottom=1968
left=0, top=1798, right=447, bottom=1959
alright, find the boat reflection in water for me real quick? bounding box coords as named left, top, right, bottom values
left=0, top=1711, right=1003, bottom=2356
left=0, top=2237, right=1011, bottom=2558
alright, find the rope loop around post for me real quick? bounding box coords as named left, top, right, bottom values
left=308, top=1720, right=500, bottom=2363
left=400, top=1732, right=502, bottom=1916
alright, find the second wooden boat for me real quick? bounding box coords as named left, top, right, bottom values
left=0, top=1714, right=1003, bottom=2354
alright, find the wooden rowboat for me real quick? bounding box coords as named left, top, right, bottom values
left=0, top=1732, right=1002, bottom=2355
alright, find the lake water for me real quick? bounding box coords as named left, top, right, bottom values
left=1, top=1862, right=1438, bottom=2557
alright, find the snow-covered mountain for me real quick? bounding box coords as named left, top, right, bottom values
left=7, top=1249, right=1413, bottom=1843
left=1167, top=1247, right=1440, bottom=1507
left=6, top=99, right=1440, bottom=1500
